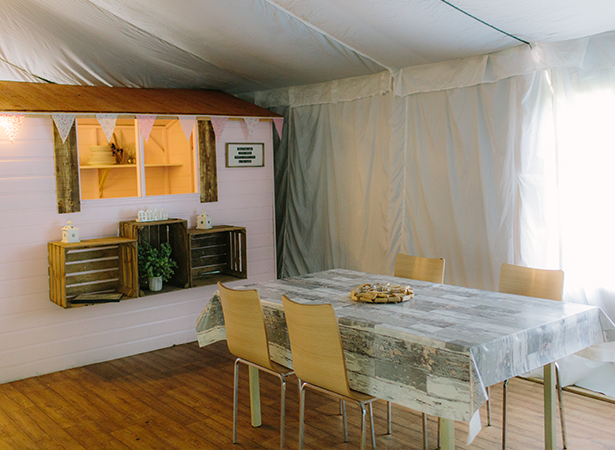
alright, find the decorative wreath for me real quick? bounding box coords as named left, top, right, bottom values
left=350, top=283, right=414, bottom=303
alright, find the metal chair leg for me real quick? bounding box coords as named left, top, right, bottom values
left=387, top=401, right=392, bottom=435
left=555, top=363, right=567, bottom=449
left=502, top=379, right=509, bottom=450
left=486, top=386, right=492, bottom=426
left=279, top=375, right=286, bottom=450
left=299, top=383, right=306, bottom=450
left=233, top=359, right=240, bottom=444
left=360, top=404, right=367, bottom=450
left=368, top=402, right=376, bottom=449
left=437, top=417, right=441, bottom=449
left=342, top=399, right=348, bottom=442
left=422, top=413, right=428, bottom=450
left=340, top=398, right=344, bottom=414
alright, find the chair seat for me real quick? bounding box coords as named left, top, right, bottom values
left=268, top=360, right=293, bottom=375
left=348, top=389, right=377, bottom=403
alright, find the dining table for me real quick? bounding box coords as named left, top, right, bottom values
left=195, top=269, right=615, bottom=449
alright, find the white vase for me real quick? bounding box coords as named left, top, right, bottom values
left=148, top=276, right=163, bottom=291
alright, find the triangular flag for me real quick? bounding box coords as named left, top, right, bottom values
left=96, top=114, right=118, bottom=142
left=272, top=117, right=284, bottom=139
left=210, top=116, right=228, bottom=142
left=178, top=115, right=197, bottom=142
left=52, top=114, right=75, bottom=143
left=0, top=114, right=25, bottom=144
left=243, top=117, right=259, bottom=140
left=136, top=115, right=156, bottom=142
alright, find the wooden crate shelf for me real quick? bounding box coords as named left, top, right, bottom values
left=48, top=222, right=248, bottom=306
left=48, top=237, right=139, bottom=308
left=188, top=225, right=247, bottom=288
left=119, top=219, right=190, bottom=296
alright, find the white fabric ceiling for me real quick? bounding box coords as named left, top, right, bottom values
left=1, top=0, right=615, bottom=94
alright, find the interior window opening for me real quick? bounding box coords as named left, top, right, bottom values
left=76, top=117, right=198, bottom=200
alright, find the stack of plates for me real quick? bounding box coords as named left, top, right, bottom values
left=87, top=145, right=116, bottom=165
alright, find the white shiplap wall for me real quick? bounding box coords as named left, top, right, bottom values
left=0, top=117, right=276, bottom=383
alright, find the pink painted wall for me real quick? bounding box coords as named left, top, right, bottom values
left=0, top=117, right=276, bottom=383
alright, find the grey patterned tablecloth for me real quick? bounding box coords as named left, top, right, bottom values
left=196, top=269, right=615, bottom=422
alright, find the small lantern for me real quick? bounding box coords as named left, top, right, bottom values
left=196, top=211, right=212, bottom=230
left=61, top=221, right=80, bottom=243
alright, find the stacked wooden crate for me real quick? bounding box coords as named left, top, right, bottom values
left=119, top=219, right=190, bottom=296
left=47, top=237, right=138, bottom=308
left=48, top=222, right=247, bottom=307
left=188, top=226, right=247, bottom=287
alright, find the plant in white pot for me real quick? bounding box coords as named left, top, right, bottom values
left=138, top=242, right=178, bottom=291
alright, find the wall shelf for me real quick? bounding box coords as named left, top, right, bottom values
left=188, top=225, right=247, bottom=288
left=119, top=219, right=190, bottom=296
left=49, top=222, right=247, bottom=307
left=145, top=163, right=183, bottom=168
left=48, top=237, right=139, bottom=308
left=79, top=164, right=183, bottom=169
left=80, top=164, right=137, bottom=169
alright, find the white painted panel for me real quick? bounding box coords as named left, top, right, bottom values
left=0, top=159, right=55, bottom=177
left=0, top=177, right=56, bottom=194
left=0, top=192, right=59, bottom=211
left=0, top=260, right=49, bottom=281
left=0, top=116, right=277, bottom=383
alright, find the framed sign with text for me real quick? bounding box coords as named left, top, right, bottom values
left=226, top=143, right=264, bottom=167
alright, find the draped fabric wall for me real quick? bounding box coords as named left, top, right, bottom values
left=272, top=96, right=395, bottom=278
left=393, top=72, right=556, bottom=290
left=274, top=73, right=553, bottom=289
left=547, top=65, right=615, bottom=392
left=262, top=32, right=615, bottom=394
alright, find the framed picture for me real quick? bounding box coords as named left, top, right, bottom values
left=226, top=143, right=264, bottom=167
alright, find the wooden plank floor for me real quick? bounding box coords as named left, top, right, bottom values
left=0, top=341, right=613, bottom=449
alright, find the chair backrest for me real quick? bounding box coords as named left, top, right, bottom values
left=394, top=253, right=445, bottom=283
left=497, top=263, right=564, bottom=301
left=281, top=295, right=353, bottom=398
left=217, top=282, right=274, bottom=369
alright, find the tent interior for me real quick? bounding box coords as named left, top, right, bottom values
left=1, top=0, right=615, bottom=420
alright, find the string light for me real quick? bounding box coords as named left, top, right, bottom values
left=0, top=114, right=25, bottom=144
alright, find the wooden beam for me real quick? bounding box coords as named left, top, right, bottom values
left=198, top=120, right=218, bottom=203
left=53, top=121, right=80, bottom=214
left=0, top=81, right=281, bottom=118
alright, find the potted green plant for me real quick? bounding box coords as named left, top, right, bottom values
left=138, top=242, right=178, bottom=291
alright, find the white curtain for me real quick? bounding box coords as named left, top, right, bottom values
left=275, top=94, right=396, bottom=277
left=276, top=72, right=554, bottom=288
left=266, top=34, right=615, bottom=395
left=545, top=65, right=615, bottom=393
left=391, top=72, right=556, bottom=290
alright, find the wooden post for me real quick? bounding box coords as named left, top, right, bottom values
left=544, top=363, right=557, bottom=450
left=53, top=121, right=81, bottom=213
left=198, top=120, right=218, bottom=203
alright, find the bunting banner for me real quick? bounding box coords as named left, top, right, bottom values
left=0, top=114, right=25, bottom=144
left=96, top=114, right=118, bottom=142
left=178, top=115, right=197, bottom=142
left=243, top=117, right=259, bottom=140
left=52, top=114, right=76, bottom=143
left=136, top=115, right=156, bottom=143
left=210, top=116, right=229, bottom=142
left=272, top=117, right=284, bottom=139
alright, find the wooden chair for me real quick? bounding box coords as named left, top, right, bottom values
left=282, top=295, right=390, bottom=450
left=394, top=253, right=445, bottom=449
left=394, top=253, right=445, bottom=284
left=217, top=282, right=294, bottom=450
left=497, top=263, right=566, bottom=449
